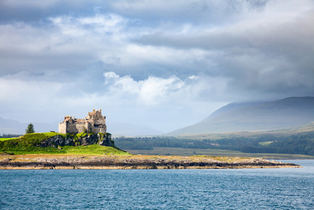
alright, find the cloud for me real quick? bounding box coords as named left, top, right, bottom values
left=0, top=0, right=314, bottom=134
left=0, top=0, right=269, bottom=26
left=104, top=71, right=185, bottom=105
left=131, top=1, right=314, bottom=99
left=0, top=72, right=64, bottom=122
left=0, top=12, right=130, bottom=76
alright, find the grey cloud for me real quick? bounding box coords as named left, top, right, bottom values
left=246, top=0, right=268, bottom=10
left=134, top=10, right=314, bottom=56
left=48, top=61, right=110, bottom=97
left=0, top=49, right=93, bottom=76
left=0, top=0, right=268, bottom=26
left=130, top=6, right=314, bottom=99
left=0, top=12, right=126, bottom=76
left=0, top=1, right=110, bottom=24
left=133, top=32, right=247, bottom=51
left=113, top=0, right=269, bottom=23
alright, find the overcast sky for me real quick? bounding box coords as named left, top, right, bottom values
left=0, top=0, right=314, bottom=133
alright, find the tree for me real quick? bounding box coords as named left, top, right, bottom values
left=25, top=123, right=35, bottom=134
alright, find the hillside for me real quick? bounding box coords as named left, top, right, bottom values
left=172, top=121, right=314, bottom=140
left=0, top=132, right=129, bottom=155
left=168, top=97, right=314, bottom=136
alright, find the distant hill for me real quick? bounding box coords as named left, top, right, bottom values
left=0, top=117, right=59, bottom=134
left=170, top=121, right=314, bottom=141
left=203, top=101, right=264, bottom=120
left=0, top=117, right=26, bottom=134
left=167, top=97, right=314, bottom=136
left=275, top=121, right=314, bottom=133
left=109, top=122, right=163, bottom=136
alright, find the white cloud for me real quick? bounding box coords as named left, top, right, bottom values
left=139, top=75, right=184, bottom=105
left=49, top=14, right=126, bottom=37
left=104, top=72, right=185, bottom=105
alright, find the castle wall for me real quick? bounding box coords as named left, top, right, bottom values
left=94, top=127, right=106, bottom=134
left=59, top=122, right=90, bottom=134
left=58, top=123, right=67, bottom=134
left=68, top=123, right=93, bottom=133
left=86, top=123, right=93, bottom=133
left=65, top=122, right=79, bottom=133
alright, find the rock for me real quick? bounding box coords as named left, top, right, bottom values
left=0, top=155, right=301, bottom=169
left=39, top=133, right=112, bottom=147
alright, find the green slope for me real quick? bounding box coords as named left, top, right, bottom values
left=0, top=132, right=130, bottom=155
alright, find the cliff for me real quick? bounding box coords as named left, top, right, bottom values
left=39, top=133, right=112, bottom=147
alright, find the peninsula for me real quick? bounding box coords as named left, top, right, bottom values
left=0, top=109, right=301, bottom=169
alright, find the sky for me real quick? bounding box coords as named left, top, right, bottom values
left=0, top=0, right=314, bottom=134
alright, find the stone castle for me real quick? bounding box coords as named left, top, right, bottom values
left=59, top=109, right=107, bottom=134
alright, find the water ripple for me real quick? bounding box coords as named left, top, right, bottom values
left=0, top=160, right=313, bottom=209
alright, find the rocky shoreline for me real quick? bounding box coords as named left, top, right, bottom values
left=0, top=155, right=301, bottom=169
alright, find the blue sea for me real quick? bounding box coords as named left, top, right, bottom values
left=1, top=160, right=314, bottom=209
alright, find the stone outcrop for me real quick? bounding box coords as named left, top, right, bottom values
left=39, top=133, right=112, bottom=148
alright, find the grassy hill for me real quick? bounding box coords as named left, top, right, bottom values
left=168, top=97, right=314, bottom=136
left=0, top=132, right=130, bottom=155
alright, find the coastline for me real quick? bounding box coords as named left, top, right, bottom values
left=0, top=154, right=301, bottom=170
left=0, top=165, right=300, bottom=170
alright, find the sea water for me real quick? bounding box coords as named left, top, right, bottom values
left=0, top=160, right=314, bottom=209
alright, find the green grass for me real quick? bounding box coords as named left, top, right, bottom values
left=0, top=146, right=66, bottom=155
left=76, top=132, right=87, bottom=138
left=0, top=145, right=130, bottom=155
left=43, top=132, right=66, bottom=138
left=62, top=144, right=130, bottom=155
left=0, top=132, right=130, bottom=155
left=126, top=147, right=314, bottom=159
left=0, top=137, right=19, bottom=142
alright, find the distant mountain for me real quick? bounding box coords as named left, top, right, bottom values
left=0, top=117, right=26, bottom=134
left=0, top=117, right=58, bottom=134
left=109, top=122, right=163, bottom=136
left=201, top=101, right=264, bottom=121
left=167, top=97, right=314, bottom=136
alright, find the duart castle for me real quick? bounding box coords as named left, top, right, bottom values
left=59, top=109, right=107, bottom=134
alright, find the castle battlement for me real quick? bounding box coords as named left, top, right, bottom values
left=58, top=109, right=107, bottom=134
